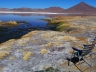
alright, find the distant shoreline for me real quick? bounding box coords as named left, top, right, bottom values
left=0, top=11, right=83, bottom=15
left=0, top=11, right=96, bottom=16
left=0, top=11, right=66, bottom=14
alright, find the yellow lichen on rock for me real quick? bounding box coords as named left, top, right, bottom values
left=40, top=49, right=48, bottom=54
left=0, top=51, right=10, bottom=59
left=23, top=51, right=32, bottom=61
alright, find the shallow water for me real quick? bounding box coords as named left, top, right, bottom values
left=0, top=14, right=49, bottom=43
left=0, top=14, right=49, bottom=27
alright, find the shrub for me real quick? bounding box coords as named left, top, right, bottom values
left=9, top=21, right=17, bottom=25
left=9, top=56, right=15, bottom=60
left=46, top=42, right=61, bottom=48
left=0, top=51, right=10, bottom=59
left=62, top=35, right=75, bottom=41
left=4, top=21, right=17, bottom=25
left=45, top=16, right=79, bottom=32
left=23, top=51, right=32, bottom=61
left=46, top=42, right=53, bottom=48
left=56, top=24, right=69, bottom=31
left=40, top=49, right=48, bottom=54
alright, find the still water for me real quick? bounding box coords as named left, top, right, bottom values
left=0, top=14, right=49, bottom=27
left=0, top=14, right=49, bottom=43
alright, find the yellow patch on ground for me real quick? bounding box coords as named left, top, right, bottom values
left=59, top=61, right=93, bottom=72
left=71, top=42, right=83, bottom=49
left=6, top=46, right=12, bottom=50
left=54, top=16, right=81, bottom=21
left=76, top=25, right=85, bottom=29
left=62, top=35, right=75, bottom=41
left=90, top=27, right=96, bottom=31
left=22, top=31, right=39, bottom=38
left=0, top=46, right=11, bottom=51
left=0, top=51, right=10, bottom=60
left=46, top=42, right=61, bottom=48
left=7, top=39, right=15, bottom=42
left=40, top=49, right=48, bottom=54
left=41, top=31, right=59, bottom=39
left=85, top=64, right=96, bottom=72
left=9, top=56, right=15, bottom=60
left=41, top=34, right=49, bottom=38
left=23, top=51, right=32, bottom=61
left=31, top=39, right=37, bottom=42
left=53, top=36, right=59, bottom=40
left=0, top=39, right=16, bottom=48
left=75, top=36, right=88, bottom=43
left=70, top=29, right=84, bottom=34
left=46, top=43, right=52, bottom=48
left=18, top=38, right=30, bottom=45
left=59, top=61, right=68, bottom=66
left=19, top=42, right=26, bottom=45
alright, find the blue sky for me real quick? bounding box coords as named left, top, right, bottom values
left=0, top=0, right=96, bottom=9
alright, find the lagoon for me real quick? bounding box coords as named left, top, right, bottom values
left=0, top=14, right=49, bottom=43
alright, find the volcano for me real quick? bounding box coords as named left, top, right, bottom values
left=65, top=2, right=96, bottom=12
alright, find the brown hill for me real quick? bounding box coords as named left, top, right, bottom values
left=0, top=8, right=9, bottom=11
left=10, top=8, right=33, bottom=12
left=43, top=7, right=65, bottom=12
left=10, top=7, right=64, bottom=13
left=65, top=2, right=96, bottom=13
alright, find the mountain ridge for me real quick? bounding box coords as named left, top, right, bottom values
left=0, top=2, right=96, bottom=13
left=65, top=2, right=96, bottom=12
